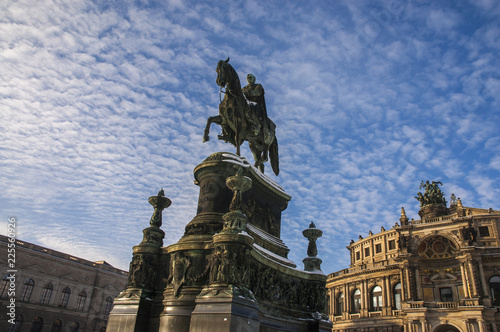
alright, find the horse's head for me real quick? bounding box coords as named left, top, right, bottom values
left=216, top=58, right=231, bottom=88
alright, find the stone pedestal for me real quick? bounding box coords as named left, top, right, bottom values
left=418, top=204, right=449, bottom=220
left=108, top=153, right=332, bottom=332
left=190, top=285, right=260, bottom=332
left=186, top=153, right=292, bottom=261
left=106, top=289, right=154, bottom=331
left=108, top=190, right=169, bottom=331
left=158, top=287, right=200, bottom=332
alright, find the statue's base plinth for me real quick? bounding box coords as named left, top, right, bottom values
left=107, top=152, right=332, bottom=332
left=158, top=287, right=201, bottom=332
left=189, top=285, right=260, bottom=332
left=303, top=257, right=323, bottom=272
left=418, top=204, right=449, bottom=220
left=106, top=288, right=155, bottom=331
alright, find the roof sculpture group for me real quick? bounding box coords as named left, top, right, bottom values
left=415, top=180, right=447, bottom=207
left=203, top=58, right=280, bottom=176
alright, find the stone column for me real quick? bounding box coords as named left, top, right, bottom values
left=467, top=259, right=479, bottom=297
left=343, top=283, right=349, bottom=319
left=405, top=266, right=412, bottom=301
left=463, top=319, right=471, bottom=332
left=400, top=268, right=406, bottom=302
left=409, top=266, right=418, bottom=301
left=370, top=238, right=375, bottom=264
left=420, top=319, right=427, bottom=332
left=415, top=269, right=422, bottom=301
left=329, top=288, right=334, bottom=318
left=477, top=259, right=492, bottom=306
left=460, top=262, right=470, bottom=298
left=383, top=276, right=390, bottom=313
left=349, top=248, right=355, bottom=266
left=362, top=279, right=369, bottom=316
left=478, top=319, right=485, bottom=332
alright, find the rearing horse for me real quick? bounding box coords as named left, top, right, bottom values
left=203, top=58, right=279, bottom=176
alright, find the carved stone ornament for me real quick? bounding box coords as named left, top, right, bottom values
left=302, top=222, right=324, bottom=271
left=168, top=251, right=191, bottom=297
left=221, top=167, right=252, bottom=233
left=148, top=189, right=171, bottom=228
left=128, top=254, right=157, bottom=290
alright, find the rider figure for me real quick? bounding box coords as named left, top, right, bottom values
left=242, top=74, right=270, bottom=140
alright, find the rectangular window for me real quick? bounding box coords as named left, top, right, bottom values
left=365, top=248, right=370, bottom=257
left=375, top=243, right=382, bottom=253
left=388, top=240, right=396, bottom=250
left=356, top=251, right=360, bottom=260
left=479, top=226, right=490, bottom=237
left=439, top=287, right=453, bottom=302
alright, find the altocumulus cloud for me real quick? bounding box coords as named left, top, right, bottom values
left=0, top=0, right=499, bottom=272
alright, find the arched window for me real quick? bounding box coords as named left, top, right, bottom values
left=40, top=283, right=53, bottom=305
left=76, top=291, right=87, bottom=311
left=51, top=319, right=62, bottom=332
left=0, top=275, right=10, bottom=298
left=7, top=314, right=22, bottom=332
left=31, top=317, right=43, bottom=332
left=103, top=296, right=114, bottom=315
left=70, top=322, right=79, bottom=332
left=393, top=283, right=402, bottom=310
left=60, top=287, right=71, bottom=308
left=352, top=289, right=361, bottom=313
left=489, top=276, right=500, bottom=306
left=20, top=279, right=35, bottom=302
left=335, top=292, right=344, bottom=315
left=371, top=285, right=383, bottom=311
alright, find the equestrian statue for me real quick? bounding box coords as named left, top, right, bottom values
left=203, top=58, right=279, bottom=176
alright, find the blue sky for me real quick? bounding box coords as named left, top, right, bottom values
left=1, top=0, right=499, bottom=273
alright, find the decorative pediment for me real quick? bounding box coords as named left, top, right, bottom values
left=23, top=264, right=47, bottom=274
left=60, top=274, right=79, bottom=282
left=430, top=272, right=457, bottom=282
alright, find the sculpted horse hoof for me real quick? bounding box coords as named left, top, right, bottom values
left=203, top=130, right=210, bottom=143
left=254, top=157, right=268, bottom=168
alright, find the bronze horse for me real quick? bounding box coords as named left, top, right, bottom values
left=203, top=58, right=279, bottom=176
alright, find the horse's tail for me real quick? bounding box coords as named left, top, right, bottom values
left=270, top=136, right=279, bottom=176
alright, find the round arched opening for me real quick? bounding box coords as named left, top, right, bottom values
left=434, top=324, right=461, bottom=332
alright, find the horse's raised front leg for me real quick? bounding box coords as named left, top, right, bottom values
left=203, top=116, right=222, bottom=142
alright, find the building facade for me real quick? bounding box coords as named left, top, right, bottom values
left=326, top=195, right=500, bottom=332
left=0, top=235, right=128, bottom=332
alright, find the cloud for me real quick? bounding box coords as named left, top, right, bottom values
left=1, top=0, right=499, bottom=274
